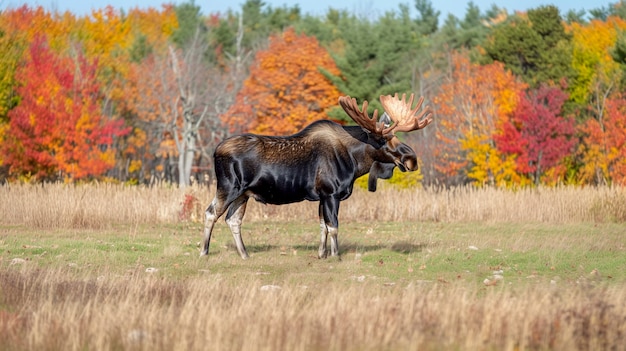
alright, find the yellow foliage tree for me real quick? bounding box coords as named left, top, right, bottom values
left=568, top=17, right=626, bottom=106
left=75, top=6, right=178, bottom=100
left=461, top=134, right=527, bottom=186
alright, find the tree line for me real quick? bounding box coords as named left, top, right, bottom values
left=0, top=0, right=625, bottom=187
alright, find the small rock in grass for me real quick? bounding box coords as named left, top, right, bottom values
left=10, top=258, right=26, bottom=265
left=128, top=329, right=149, bottom=343
left=260, top=285, right=281, bottom=291
left=483, top=278, right=497, bottom=286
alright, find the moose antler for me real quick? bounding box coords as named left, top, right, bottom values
left=338, top=96, right=384, bottom=134
left=379, top=93, right=433, bottom=135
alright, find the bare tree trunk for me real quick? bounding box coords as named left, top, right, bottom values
left=179, top=106, right=198, bottom=187
left=132, top=18, right=249, bottom=188
left=534, top=150, right=543, bottom=186
left=168, top=28, right=209, bottom=187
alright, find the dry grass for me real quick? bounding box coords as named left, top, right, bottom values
left=1, top=266, right=625, bottom=351
left=0, top=183, right=184, bottom=228
left=1, top=183, right=625, bottom=228
left=1, top=183, right=626, bottom=350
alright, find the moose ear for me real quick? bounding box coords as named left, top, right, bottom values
left=367, top=162, right=395, bottom=192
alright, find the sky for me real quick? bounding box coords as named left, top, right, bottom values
left=1, top=0, right=613, bottom=20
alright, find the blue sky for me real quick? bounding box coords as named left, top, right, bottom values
left=2, top=0, right=612, bottom=20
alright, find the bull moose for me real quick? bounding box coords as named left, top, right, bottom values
left=201, top=93, right=433, bottom=259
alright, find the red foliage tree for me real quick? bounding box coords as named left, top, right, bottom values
left=1, top=36, right=128, bottom=181
left=495, top=85, right=576, bottom=184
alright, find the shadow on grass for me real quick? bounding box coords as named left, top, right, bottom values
left=289, top=241, right=428, bottom=255
left=389, top=241, right=428, bottom=254
left=221, top=240, right=428, bottom=257
left=224, top=243, right=278, bottom=254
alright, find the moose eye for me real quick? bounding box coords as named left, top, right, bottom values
left=369, top=135, right=386, bottom=148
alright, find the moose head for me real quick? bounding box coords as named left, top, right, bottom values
left=339, top=93, right=433, bottom=191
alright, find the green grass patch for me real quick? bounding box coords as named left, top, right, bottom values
left=2, top=221, right=624, bottom=288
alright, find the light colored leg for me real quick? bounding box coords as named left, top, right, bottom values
left=201, top=197, right=224, bottom=256
left=329, top=226, right=339, bottom=257
left=319, top=198, right=340, bottom=259
left=226, top=196, right=249, bottom=259
left=318, top=217, right=328, bottom=259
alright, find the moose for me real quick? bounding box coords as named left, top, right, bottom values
left=201, top=93, right=433, bottom=259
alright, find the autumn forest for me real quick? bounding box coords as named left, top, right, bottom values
left=1, top=0, right=625, bottom=187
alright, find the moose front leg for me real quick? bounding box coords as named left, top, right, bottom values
left=318, top=198, right=340, bottom=259
left=319, top=225, right=340, bottom=258
left=329, top=226, right=339, bottom=256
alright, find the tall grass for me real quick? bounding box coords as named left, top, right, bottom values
left=0, top=183, right=185, bottom=228
left=1, top=266, right=624, bottom=351
left=1, top=183, right=625, bottom=228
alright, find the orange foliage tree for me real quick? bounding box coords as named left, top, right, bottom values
left=1, top=36, right=128, bottom=181
left=223, top=27, right=342, bottom=135
left=124, top=51, right=182, bottom=184
left=0, top=5, right=76, bottom=51
left=579, top=95, right=626, bottom=185
left=432, top=52, right=527, bottom=186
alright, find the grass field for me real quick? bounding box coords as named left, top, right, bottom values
left=1, top=184, right=625, bottom=350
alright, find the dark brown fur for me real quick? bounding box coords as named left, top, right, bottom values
left=202, top=119, right=421, bottom=259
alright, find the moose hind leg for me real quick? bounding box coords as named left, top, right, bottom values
left=318, top=216, right=328, bottom=259
left=225, top=195, right=250, bottom=259
left=320, top=224, right=340, bottom=258
left=318, top=198, right=340, bottom=258
left=201, top=197, right=228, bottom=256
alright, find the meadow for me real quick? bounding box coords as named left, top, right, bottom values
left=1, top=183, right=625, bottom=350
